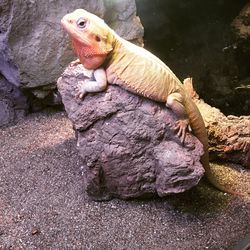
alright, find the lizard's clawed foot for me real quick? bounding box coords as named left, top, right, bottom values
left=75, top=89, right=87, bottom=99
left=174, top=119, right=189, bottom=144
left=75, top=83, right=87, bottom=99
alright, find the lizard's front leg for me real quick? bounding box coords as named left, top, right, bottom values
left=76, top=68, right=107, bottom=99
left=166, top=92, right=189, bottom=143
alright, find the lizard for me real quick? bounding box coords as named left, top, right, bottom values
left=61, top=9, right=245, bottom=195
left=72, top=65, right=107, bottom=99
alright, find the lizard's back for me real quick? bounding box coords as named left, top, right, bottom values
left=106, top=36, right=184, bottom=102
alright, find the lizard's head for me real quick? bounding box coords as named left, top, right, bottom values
left=61, top=9, right=114, bottom=69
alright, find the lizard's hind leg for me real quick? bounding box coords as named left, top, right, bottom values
left=166, top=92, right=189, bottom=144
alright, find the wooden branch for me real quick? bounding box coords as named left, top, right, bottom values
left=184, top=78, right=250, bottom=168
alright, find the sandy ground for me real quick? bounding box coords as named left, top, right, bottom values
left=0, top=110, right=249, bottom=250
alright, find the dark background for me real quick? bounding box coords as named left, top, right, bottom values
left=136, top=0, right=250, bottom=115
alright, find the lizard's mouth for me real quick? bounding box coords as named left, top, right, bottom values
left=61, top=16, right=72, bottom=32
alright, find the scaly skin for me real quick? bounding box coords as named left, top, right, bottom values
left=61, top=9, right=241, bottom=195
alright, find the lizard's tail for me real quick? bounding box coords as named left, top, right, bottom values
left=184, top=95, right=249, bottom=195
left=184, top=95, right=209, bottom=168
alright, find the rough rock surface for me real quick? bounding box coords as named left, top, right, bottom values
left=0, top=75, right=27, bottom=127
left=57, top=65, right=204, bottom=200
left=0, top=0, right=27, bottom=127
left=0, top=0, right=143, bottom=115
left=184, top=79, right=250, bottom=168
left=5, top=0, right=143, bottom=89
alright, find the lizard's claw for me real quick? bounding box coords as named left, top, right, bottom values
left=174, top=119, right=189, bottom=144
left=75, top=89, right=87, bottom=99
left=75, top=84, right=87, bottom=99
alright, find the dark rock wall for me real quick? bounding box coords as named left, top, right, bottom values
left=136, top=0, right=249, bottom=115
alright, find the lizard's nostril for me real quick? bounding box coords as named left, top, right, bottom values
left=95, top=36, right=101, bottom=42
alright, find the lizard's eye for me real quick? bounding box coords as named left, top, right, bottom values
left=77, top=18, right=86, bottom=29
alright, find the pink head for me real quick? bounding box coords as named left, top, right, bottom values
left=61, top=9, right=114, bottom=69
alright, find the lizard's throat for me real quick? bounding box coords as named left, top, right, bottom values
left=71, top=39, right=107, bottom=59
left=71, top=38, right=108, bottom=69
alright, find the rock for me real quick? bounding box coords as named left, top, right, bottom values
left=8, top=0, right=106, bottom=89
left=0, top=0, right=19, bottom=87
left=0, top=75, right=27, bottom=127
left=105, top=0, right=137, bottom=21
left=0, top=0, right=27, bottom=127
left=110, top=16, right=144, bottom=44
left=104, top=0, right=144, bottom=44
left=1, top=0, right=143, bottom=110
left=232, top=3, right=250, bottom=39
left=57, top=65, right=204, bottom=200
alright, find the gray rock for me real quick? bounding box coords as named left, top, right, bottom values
left=111, top=16, right=144, bottom=42
left=57, top=65, right=205, bottom=200
left=0, top=1, right=27, bottom=127
left=0, top=0, right=19, bottom=87
left=0, top=75, right=27, bottom=127
left=5, top=0, right=143, bottom=90
left=8, top=0, right=103, bottom=88
left=105, top=0, right=137, bottom=21
left=0, top=0, right=143, bottom=111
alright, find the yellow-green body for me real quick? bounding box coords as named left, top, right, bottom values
left=106, top=36, right=182, bottom=102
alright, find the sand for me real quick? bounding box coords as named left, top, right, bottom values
left=0, top=110, right=249, bottom=249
